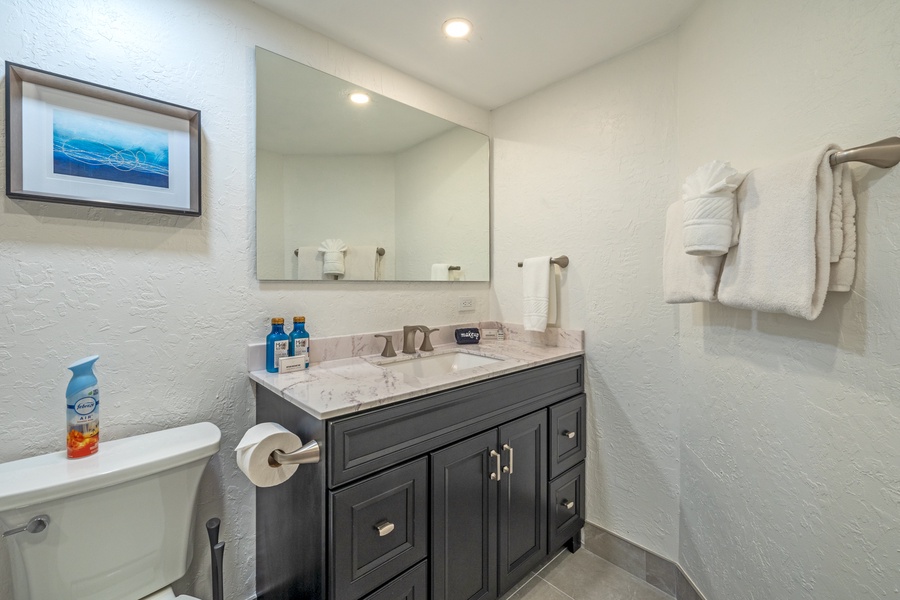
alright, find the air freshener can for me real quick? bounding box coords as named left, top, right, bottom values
left=66, top=355, right=100, bottom=459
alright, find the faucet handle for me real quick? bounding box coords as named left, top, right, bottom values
left=418, top=327, right=439, bottom=352
left=374, top=334, right=397, bottom=357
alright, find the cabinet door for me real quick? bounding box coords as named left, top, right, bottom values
left=431, top=429, right=499, bottom=600
left=497, top=411, right=548, bottom=594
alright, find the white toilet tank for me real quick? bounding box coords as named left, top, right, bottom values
left=0, top=422, right=221, bottom=600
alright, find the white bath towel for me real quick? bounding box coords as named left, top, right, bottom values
left=523, top=256, right=557, bottom=332
left=663, top=200, right=723, bottom=303
left=682, top=160, right=745, bottom=256
left=717, top=145, right=842, bottom=320
left=431, top=263, right=452, bottom=281
left=318, top=238, right=348, bottom=276
left=828, top=164, right=856, bottom=292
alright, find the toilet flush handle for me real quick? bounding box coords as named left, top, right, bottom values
left=2, top=514, right=50, bottom=538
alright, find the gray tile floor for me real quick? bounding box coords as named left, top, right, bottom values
left=501, top=547, right=673, bottom=600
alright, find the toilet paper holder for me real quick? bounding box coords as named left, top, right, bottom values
left=267, top=439, right=321, bottom=467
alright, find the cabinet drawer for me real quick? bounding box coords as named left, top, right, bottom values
left=330, top=458, right=429, bottom=600
left=548, top=463, right=585, bottom=551
left=329, top=356, right=583, bottom=487
left=361, top=561, right=428, bottom=600
left=548, top=394, right=586, bottom=479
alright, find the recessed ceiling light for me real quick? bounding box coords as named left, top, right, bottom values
left=349, top=92, right=370, bottom=104
left=442, top=18, right=472, bottom=39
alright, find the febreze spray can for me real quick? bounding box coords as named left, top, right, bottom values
left=66, top=355, right=100, bottom=459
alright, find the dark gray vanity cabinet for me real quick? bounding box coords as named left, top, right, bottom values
left=255, top=355, right=585, bottom=600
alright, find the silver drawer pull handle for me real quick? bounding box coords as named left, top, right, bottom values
left=375, top=521, right=395, bottom=537
left=2, top=515, right=50, bottom=538
left=562, top=430, right=576, bottom=439
left=561, top=500, right=575, bottom=510
left=502, top=444, right=514, bottom=475
left=490, top=449, right=501, bottom=481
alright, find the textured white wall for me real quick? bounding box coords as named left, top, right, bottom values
left=395, top=128, right=490, bottom=280
left=0, top=1, right=489, bottom=599
left=491, top=36, right=682, bottom=559
left=676, top=1, right=900, bottom=598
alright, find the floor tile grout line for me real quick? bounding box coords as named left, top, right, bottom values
left=506, top=572, right=537, bottom=598
left=534, top=573, right=576, bottom=600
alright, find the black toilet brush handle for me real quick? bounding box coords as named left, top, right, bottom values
left=213, top=541, right=225, bottom=600
left=206, top=518, right=223, bottom=600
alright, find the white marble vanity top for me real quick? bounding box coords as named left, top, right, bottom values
left=248, top=323, right=583, bottom=420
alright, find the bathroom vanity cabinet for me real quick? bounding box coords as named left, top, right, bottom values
left=255, top=355, right=585, bottom=600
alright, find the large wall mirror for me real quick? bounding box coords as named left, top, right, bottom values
left=255, top=47, right=490, bottom=282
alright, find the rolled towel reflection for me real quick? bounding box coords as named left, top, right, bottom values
left=682, top=160, right=744, bottom=256
left=318, top=238, right=348, bottom=275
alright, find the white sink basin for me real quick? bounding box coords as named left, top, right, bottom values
left=381, top=351, right=503, bottom=381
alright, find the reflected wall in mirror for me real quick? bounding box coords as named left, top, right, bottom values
left=255, top=47, right=490, bottom=282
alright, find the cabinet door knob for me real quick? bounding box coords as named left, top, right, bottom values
left=562, top=430, right=576, bottom=439
left=490, top=449, right=501, bottom=481
left=502, top=443, right=514, bottom=475
left=561, top=500, right=575, bottom=510
left=374, top=520, right=395, bottom=537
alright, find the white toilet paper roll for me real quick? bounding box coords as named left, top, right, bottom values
left=236, top=423, right=302, bottom=487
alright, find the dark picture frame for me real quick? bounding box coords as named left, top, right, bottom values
left=5, top=62, right=201, bottom=216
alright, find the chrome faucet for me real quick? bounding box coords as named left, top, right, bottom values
left=402, top=325, right=440, bottom=354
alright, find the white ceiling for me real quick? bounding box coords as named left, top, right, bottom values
left=249, top=0, right=701, bottom=110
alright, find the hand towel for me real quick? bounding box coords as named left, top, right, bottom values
left=828, top=164, right=856, bottom=292
left=547, top=264, right=558, bottom=327
left=717, top=145, right=840, bottom=320
left=344, top=246, right=381, bottom=281
left=682, top=160, right=745, bottom=256
left=318, top=238, right=348, bottom=276
left=431, top=263, right=452, bottom=281
left=663, top=200, right=723, bottom=303
left=523, top=256, right=553, bottom=332
left=294, top=246, right=327, bottom=280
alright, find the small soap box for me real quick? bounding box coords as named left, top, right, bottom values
left=455, top=328, right=480, bottom=345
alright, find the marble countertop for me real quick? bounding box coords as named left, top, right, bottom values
left=249, top=334, right=583, bottom=420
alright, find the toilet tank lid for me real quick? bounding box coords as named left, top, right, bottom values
left=0, top=422, right=221, bottom=512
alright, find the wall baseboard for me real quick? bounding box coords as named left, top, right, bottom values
left=582, top=522, right=707, bottom=600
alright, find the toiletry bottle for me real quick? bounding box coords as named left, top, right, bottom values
left=289, top=316, right=310, bottom=358
left=66, top=355, right=100, bottom=459
left=266, top=318, right=290, bottom=373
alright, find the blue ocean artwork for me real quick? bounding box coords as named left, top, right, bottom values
left=52, top=109, right=169, bottom=188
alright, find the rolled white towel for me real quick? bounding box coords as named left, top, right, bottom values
left=318, top=238, right=348, bottom=276
left=682, top=160, right=744, bottom=256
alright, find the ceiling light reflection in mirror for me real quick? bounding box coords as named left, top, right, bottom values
left=255, top=47, right=490, bottom=282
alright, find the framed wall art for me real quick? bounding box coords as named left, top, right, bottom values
left=5, top=62, right=201, bottom=216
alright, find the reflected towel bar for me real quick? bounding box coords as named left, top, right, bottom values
left=294, top=246, right=387, bottom=257
left=517, top=255, right=569, bottom=268
left=830, top=137, right=900, bottom=168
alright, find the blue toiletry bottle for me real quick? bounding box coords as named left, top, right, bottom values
left=266, top=318, right=290, bottom=373
left=289, top=316, right=310, bottom=358
left=66, top=355, right=100, bottom=459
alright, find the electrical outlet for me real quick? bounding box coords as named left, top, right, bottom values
left=458, top=296, right=475, bottom=312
